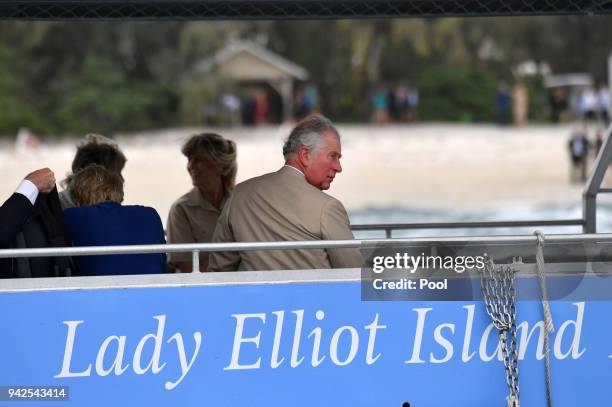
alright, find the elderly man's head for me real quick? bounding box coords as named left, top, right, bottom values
left=283, top=115, right=342, bottom=190
left=71, top=165, right=124, bottom=207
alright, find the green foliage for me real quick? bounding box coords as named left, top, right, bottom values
left=178, top=73, right=237, bottom=126
left=418, top=65, right=497, bottom=122
left=0, top=16, right=610, bottom=135
left=51, top=56, right=171, bottom=134
left=524, top=75, right=548, bottom=123
left=0, top=47, right=45, bottom=135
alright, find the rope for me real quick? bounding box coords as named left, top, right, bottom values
left=533, top=230, right=554, bottom=407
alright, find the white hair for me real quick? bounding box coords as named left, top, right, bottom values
left=282, top=115, right=339, bottom=159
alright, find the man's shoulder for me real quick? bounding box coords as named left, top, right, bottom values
left=318, top=193, right=347, bottom=217
left=321, top=191, right=342, bottom=204
left=233, top=170, right=279, bottom=194
left=234, top=169, right=342, bottom=205
left=302, top=182, right=342, bottom=207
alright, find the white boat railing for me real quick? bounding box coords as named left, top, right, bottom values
left=2, top=233, right=611, bottom=258
left=1, top=233, right=612, bottom=273
left=350, top=219, right=584, bottom=237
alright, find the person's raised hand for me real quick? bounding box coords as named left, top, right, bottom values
left=25, top=168, right=56, bottom=194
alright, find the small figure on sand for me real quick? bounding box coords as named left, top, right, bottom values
left=15, top=128, right=41, bottom=155
left=568, top=126, right=590, bottom=183
left=495, top=82, right=512, bottom=125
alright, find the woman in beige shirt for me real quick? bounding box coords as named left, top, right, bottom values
left=167, top=133, right=236, bottom=272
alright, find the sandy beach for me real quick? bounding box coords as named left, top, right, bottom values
left=0, top=124, right=591, bottom=224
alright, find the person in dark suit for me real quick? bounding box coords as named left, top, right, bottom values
left=1, top=168, right=60, bottom=278
left=0, top=168, right=56, bottom=247
left=63, top=164, right=166, bottom=276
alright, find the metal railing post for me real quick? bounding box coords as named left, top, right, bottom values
left=350, top=219, right=584, bottom=235
left=192, top=250, right=200, bottom=273
left=582, top=122, right=612, bottom=233
left=583, top=192, right=597, bottom=233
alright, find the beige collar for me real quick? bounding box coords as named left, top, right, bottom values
left=282, top=164, right=305, bottom=177
left=185, top=187, right=227, bottom=212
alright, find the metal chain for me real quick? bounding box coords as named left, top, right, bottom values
left=480, top=256, right=520, bottom=407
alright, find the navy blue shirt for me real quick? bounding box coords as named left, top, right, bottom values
left=64, top=202, right=166, bottom=276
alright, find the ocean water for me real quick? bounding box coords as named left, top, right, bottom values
left=349, top=201, right=612, bottom=239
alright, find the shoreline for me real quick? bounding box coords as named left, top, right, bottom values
left=0, top=124, right=592, bottom=223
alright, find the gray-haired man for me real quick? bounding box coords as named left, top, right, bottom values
left=209, top=115, right=362, bottom=272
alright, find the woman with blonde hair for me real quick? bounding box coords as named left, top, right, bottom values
left=167, top=133, right=237, bottom=273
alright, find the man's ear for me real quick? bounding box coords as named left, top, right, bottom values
left=297, top=146, right=310, bottom=165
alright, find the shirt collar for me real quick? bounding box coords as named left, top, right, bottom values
left=185, top=187, right=226, bottom=212
left=283, top=164, right=305, bottom=177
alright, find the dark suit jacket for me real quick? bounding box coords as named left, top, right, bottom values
left=1, top=189, right=77, bottom=278
left=0, top=193, right=34, bottom=248
left=0, top=193, right=35, bottom=277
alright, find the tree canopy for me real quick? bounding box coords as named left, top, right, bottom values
left=0, top=16, right=609, bottom=136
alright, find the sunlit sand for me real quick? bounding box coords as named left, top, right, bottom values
left=0, top=124, right=588, bottom=224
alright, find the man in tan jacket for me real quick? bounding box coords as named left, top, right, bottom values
left=208, top=115, right=362, bottom=272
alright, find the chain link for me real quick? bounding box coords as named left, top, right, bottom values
left=480, top=256, right=520, bottom=407
left=1, top=1, right=610, bottom=19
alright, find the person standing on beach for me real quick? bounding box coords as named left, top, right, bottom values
left=495, top=83, right=512, bottom=125
left=209, top=115, right=362, bottom=272
left=512, top=83, right=528, bottom=126
left=568, top=127, right=590, bottom=183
